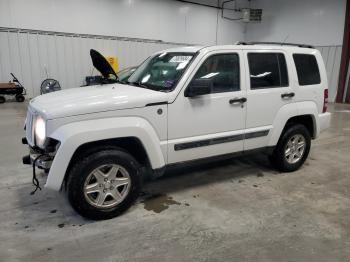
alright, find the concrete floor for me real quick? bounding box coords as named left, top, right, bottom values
left=0, top=101, right=350, bottom=262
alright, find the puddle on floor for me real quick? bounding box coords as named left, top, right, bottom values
left=141, top=193, right=181, bottom=213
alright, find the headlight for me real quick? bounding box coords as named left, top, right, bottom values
left=34, top=116, right=46, bottom=147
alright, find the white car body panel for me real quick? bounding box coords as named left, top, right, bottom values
left=167, top=49, right=246, bottom=163
left=24, top=44, right=332, bottom=191
left=243, top=49, right=298, bottom=150
left=30, top=84, right=168, bottom=119
left=46, top=116, right=166, bottom=190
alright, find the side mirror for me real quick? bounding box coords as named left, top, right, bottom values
left=185, top=78, right=212, bottom=97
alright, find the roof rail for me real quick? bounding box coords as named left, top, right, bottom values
left=236, top=41, right=315, bottom=49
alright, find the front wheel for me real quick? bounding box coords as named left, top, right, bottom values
left=67, top=149, right=141, bottom=220
left=269, top=124, right=311, bottom=172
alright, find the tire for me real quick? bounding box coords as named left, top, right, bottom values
left=15, top=94, right=25, bottom=102
left=67, top=148, right=141, bottom=220
left=269, top=124, right=311, bottom=172
left=0, top=96, right=5, bottom=104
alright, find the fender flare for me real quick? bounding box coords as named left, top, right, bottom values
left=267, top=101, right=318, bottom=146
left=45, top=117, right=165, bottom=191
left=296, top=101, right=319, bottom=136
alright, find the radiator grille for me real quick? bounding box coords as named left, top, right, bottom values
left=25, top=109, right=35, bottom=146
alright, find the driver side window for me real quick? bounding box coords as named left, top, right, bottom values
left=192, top=53, right=240, bottom=93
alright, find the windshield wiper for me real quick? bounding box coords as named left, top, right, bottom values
left=100, top=78, right=119, bottom=85
left=127, top=81, right=149, bottom=89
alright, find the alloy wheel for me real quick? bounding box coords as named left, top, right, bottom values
left=284, top=134, right=306, bottom=164
left=83, top=164, right=131, bottom=208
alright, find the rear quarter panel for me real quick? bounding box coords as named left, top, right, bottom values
left=289, top=48, right=327, bottom=114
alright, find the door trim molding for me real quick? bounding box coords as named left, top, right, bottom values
left=174, top=130, right=269, bottom=151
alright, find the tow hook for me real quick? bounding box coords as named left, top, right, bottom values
left=22, top=155, right=31, bottom=165
left=22, top=137, right=28, bottom=145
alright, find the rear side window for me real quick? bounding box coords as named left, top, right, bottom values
left=293, top=54, right=321, bottom=85
left=248, top=53, right=288, bottom=89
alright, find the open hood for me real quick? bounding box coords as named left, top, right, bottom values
left=90, top=49, right=118, bottom=79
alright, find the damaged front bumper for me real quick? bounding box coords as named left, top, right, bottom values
left=22, top=137, right=58, bottom=171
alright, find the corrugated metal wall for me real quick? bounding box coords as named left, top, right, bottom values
left=0, top=29, right=186, bottom=98
left=316, top=45, right=342, bottom=102
left=0, top=28, right=343, bottom=101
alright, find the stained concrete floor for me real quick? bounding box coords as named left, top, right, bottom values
left=0, top=101, right=350, bottom=262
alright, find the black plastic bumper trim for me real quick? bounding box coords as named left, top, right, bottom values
left=22, top=155, right=31, bottom=165
left=22, top=137, right=28, bottom=145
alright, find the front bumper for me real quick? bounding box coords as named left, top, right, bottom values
left=22, top=139, right=54, bottom=171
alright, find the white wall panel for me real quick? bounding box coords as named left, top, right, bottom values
left=0, top=0, right=246, bottom=97
left=0, top=32, right=11, bottom=81
left=316, top=45, right=342, bottom=102
left=27, top=34, right=41, bottom=97
left=0, top=0, right=244, bottom=46
left=245, top=0, right=347, bottom=46
left=0, top=30, right=190, bottom=97
left=18, top=33, right=33, bottom=97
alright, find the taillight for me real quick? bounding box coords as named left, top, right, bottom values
left=323, top=89, right=328, bottom=113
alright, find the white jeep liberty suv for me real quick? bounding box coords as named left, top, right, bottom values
left=23, top=42, right=331, bottom=220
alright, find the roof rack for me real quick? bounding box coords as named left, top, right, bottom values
left=236, top=41, right=315, bottom=49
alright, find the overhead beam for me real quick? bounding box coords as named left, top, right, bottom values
left=172, top=0, right=240, bottom=11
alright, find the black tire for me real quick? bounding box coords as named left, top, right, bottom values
left=15, top=94, right=25, bottom=102
left=269, top=124, right=311, bottom=172
left=0, top=96, right=5, bottom=104
left=67, top=148, right=141, bottom=220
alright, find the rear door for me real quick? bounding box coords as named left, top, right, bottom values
left=243, top=50, right=297, bottom=150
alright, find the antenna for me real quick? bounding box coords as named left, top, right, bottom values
left=282, top=35, right=289, bottom=45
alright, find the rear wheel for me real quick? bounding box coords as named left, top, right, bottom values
left=0, top=96, right=5, bottom=103
left=67, top=148, right=141, bottom=220
left=269, top=124, right=311, bottom=172
left=15, top=94, right=25, bottom=102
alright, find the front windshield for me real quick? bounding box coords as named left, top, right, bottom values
left=128, top=52, right=195, bottom=92
left=117, top=67, right=137, bottom=83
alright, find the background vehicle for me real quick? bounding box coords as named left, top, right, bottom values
left=22, top=43, right=331, bottom=220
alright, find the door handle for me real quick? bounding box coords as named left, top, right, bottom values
left=229, top=97, right=247, bottom=104
left=281, top=92, right=295, bottom=99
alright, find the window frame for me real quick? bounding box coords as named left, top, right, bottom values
left=184, top=52, right=241, bottom=96
left=247, top=52, right=290, bottom=90
left=292, top=53, right=321, bottom=86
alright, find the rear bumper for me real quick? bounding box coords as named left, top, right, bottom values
left=318, top=112, right=331, bottom=133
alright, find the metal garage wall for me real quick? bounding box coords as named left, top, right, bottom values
left=316, top=45, right=342, bottom=102
left=0, top=29, right=187, bottom=98
left=0, top=28, right=342, bottom=102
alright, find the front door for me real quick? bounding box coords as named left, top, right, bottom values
left=167, top=50, right=247, bottom=164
